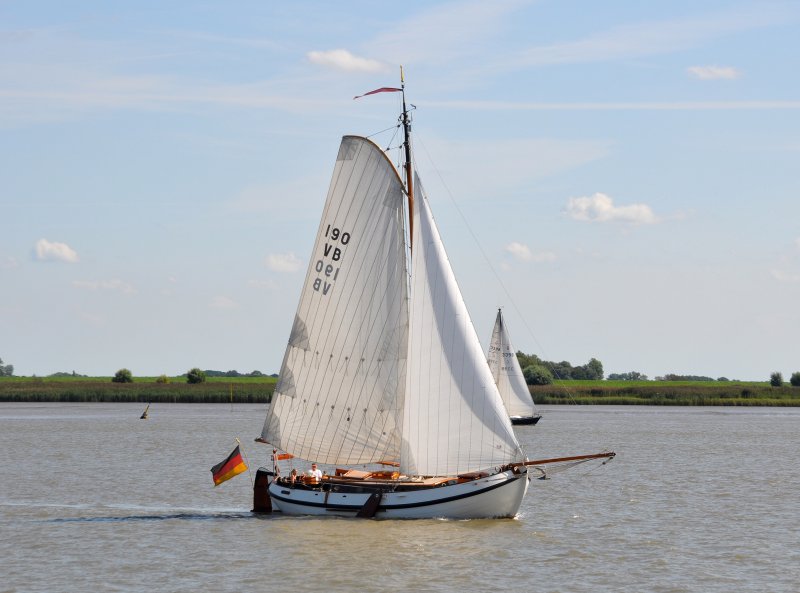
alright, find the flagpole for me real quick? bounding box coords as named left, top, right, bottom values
left=235, top=437, right=254, bottom=486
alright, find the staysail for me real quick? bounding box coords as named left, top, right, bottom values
left=401, top=175, right=523, bottom=476
left=487, top=309, right=537, bottom=419
left=261, top=136, right=409, bottom=466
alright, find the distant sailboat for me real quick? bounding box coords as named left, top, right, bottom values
left=140, top=404, right=150, bottom=420
left=252, top=75, right=612, bottom=519
left=487, top=309, right=542, bottom=425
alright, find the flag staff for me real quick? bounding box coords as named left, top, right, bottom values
left=235, top=437, right=254, bottom=486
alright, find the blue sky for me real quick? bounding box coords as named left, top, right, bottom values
left=1, top=1, right=798, bottom=380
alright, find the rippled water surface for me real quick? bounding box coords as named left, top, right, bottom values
left=1, top=403, right=798, bottom=593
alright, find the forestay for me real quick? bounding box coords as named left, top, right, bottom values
left=487, top=310, right=537, bottom=419
left=261, top=136, right=409, bottom=466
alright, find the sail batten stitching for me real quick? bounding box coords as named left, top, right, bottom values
left=342, top=174, right=407, bottom=464
left=306, top=152, right=361, bottom=461
left=291, top=139, right=404, bottom=466
left=289, top=141, right=363, bottom=461
left=266, top=147, right=354, bottom=452
left=321, top=150, right=401, bottom=464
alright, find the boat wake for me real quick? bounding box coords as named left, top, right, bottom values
left=45, top=511, right=254, bottom=523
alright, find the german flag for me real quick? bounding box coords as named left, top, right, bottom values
left=211, top=445, right=248, bottom=486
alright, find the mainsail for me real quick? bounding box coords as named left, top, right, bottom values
left=262, top=136, right=408, bottom=466
left=487, top=309, right=537, bottom=419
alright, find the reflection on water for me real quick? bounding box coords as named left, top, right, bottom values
left=1, top=403, right=799, bottom=593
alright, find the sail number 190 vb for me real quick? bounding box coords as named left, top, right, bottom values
left=313, top=225, right=351, bottom=296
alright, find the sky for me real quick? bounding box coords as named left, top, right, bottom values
left=1, top=0, right=798, bottom=380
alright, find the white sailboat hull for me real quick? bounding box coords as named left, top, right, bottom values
left=268, top=469, right=529, bottom=519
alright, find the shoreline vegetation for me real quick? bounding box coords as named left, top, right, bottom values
left=0, top=376, right=798, bottom=406
left=0, top=376, right=277, bottom=404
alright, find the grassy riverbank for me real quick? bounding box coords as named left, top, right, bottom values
left=531, top=380, right=800, bottom=406
left=1, top=376, right=798, bottom=405
left=0, top=376, right=277, bottom=403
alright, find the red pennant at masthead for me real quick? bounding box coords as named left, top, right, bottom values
left=353, top=87, right=402, bottom=100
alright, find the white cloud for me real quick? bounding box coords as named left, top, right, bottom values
left=34, top=238, right=79, bottom=263
left=505, top=242, right=556, bottom=263
left=72, top=279, right=135, bottom=294
left=566, top=193, right=658, bottom=225
left=307, top=49, right=386, bottom=73
left=210, top=296, right=238, bottom=309
left=266, top=252, right=302, bottom=273
left=505, top=242, right=532, bottom=260
left=687, top=65, right=741, bottom=80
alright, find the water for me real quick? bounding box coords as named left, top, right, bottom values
left=1, top=403, right=798, bottom=593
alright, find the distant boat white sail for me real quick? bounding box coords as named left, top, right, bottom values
left=254, top=79, right=612, bottom=519
left=487, top=309, right=542, bottom=425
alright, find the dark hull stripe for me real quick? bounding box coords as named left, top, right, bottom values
left=269, top=474, right=523, bottom=512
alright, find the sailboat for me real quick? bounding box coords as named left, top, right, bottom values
left=253, top=77, right=613, bottom=519
left=140, top=403, right=149, bottom=420
left=487, top=309, right=542, bottom=425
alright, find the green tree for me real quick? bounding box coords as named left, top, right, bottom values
left=769, top=371, right=783, bottom=387
left=187, top=368, right=207, bottom=384
left=573, top=357, right=604, bottom=380
left=608, top=371, right=648, bottom=381
left=515, top=351, right=543, bottom=370
left=790, top=372, right=800, bottom=387
left=155, top=374, right=170, bottom=384
left=585, top=357, right=604, bottom=380
left=523, top=364, right=553, bottom=385
left=0, top=357, right=13, bottom=376
left=549, top=361, right=573, bottom=380
left=112, top=368, right=133, bottom=383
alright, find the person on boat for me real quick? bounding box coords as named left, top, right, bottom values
left=289, top=469, right=298, bottom=484
left=308, top=463, right=323, bottom=481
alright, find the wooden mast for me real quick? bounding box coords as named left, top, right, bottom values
left=400, top=66, right=414, bottom=253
